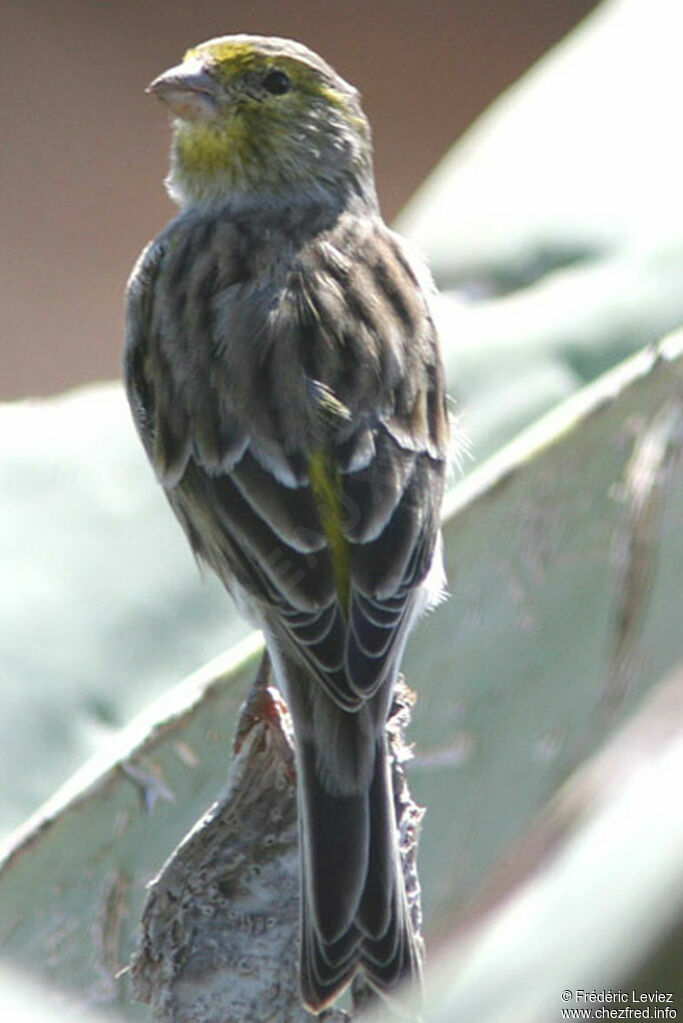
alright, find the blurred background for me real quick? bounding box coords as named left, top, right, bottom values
left=1, top=0, right=596, bottom=400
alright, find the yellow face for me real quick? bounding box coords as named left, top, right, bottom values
left=150, top=35, right=372, bottom=206
left=184, top=38, right=351, bottom=112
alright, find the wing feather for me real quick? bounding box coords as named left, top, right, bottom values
left=124, top=207, right=448, bottom=714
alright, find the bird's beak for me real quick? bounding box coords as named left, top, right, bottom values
left=147, top=61, right=219, bottom=121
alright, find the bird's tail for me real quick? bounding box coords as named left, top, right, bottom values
left=297, top=734, right=423, bottom=1013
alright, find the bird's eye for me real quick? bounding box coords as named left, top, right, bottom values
left=263, top=70, right=291, bottom=95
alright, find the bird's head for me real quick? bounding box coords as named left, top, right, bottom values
left=148, top=35, right=376, bottom=212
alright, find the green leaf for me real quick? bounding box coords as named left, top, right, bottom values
left=1, top=334, right=680, bottom=1019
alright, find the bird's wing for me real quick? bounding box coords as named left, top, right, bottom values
left=124, top=211, right=448, bottom=712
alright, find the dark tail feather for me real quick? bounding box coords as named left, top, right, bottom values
left=298, top=738, right=423, bottom=1013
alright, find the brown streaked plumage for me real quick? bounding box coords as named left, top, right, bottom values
left=125, top=34, right=448, bottom=1013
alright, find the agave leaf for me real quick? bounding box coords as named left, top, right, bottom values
left=0, top=333, right=680, bottom=1019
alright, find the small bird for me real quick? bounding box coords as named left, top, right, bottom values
left=125, top=35, right=448, bottom=1013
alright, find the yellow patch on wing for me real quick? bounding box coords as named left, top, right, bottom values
left=309, top=451, right=350, bottom=613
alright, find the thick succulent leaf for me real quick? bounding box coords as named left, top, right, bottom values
left=397, top=0, right=683, bottom=470
left=397, top=0, right=683, bottom=292
left=0, top=333, right=680, bottom=1020
left=371, top=664, right=683, bottom=1023
left=0, top=635, right=263, bottom=1020
left=0, top=384, right=249, bottom=836
left=406, top=333, right=683, bottom=938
